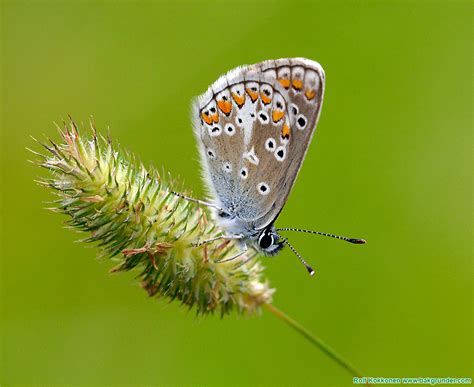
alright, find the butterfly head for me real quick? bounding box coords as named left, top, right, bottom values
left=254, top=224, right=316, bottom=276
left=256, top=225, right=284, bottom=256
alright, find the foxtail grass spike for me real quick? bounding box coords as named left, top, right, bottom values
left=33, top=120, right=274, bottom=316
left=32, top=119, right=368, bottom=379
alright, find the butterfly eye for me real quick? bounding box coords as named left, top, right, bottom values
left=258, top=232, right=274, bottom=249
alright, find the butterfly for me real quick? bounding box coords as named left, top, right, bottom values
left=173, top=58, right=365, bottom=275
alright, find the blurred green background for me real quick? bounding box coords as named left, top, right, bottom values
left=1, top=1, right=472, bottom=386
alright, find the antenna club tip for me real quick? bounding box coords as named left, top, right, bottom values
left=307, top=267, right=315, bottom=276
left=349, top=238, right=366, bottom=244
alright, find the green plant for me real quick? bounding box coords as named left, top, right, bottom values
left=31, top=119, right=365, bottom=378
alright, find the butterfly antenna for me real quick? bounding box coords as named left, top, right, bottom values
left=277, top=228, right=366, bottom=245
left=282, top=238, right=315, bottom=276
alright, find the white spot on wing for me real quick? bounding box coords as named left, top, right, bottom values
left=216, top=89, right=231, bottom=103
left=290, top=103, right=299, bottom=116
left=207, top=148, right=216, bottom=160
left=236, top=115, right=244, bottom=127
left=257, top=182, right=270, bottom=195
left=245, top=81, right=259, bottom=97
left=230, top=83, right=245, bottom=105
left=240, top=83, right=259, bottom=147
left=291, top=66, right=305, bottom=89
left=225, top=123, right=236, bottom=136
left=243, top=146, right=260, bottom=165
left=223, top=161, right=232, bottom=173
left=272, top=94, right=286, bottom=111
left=257, top=110, right=269, bottom=124
left=260, top=84, right=273, bottom=104
left=277, top=66, right=291, bottom=82
left=265, top=138, right=276, bottom=152
left=296, top=114, right=307, bottom=130
left=264, top=69, right=277, bottom=79
left=304, top=69, right=320, bottom=90
left=275, top=146, right=286, bottom=161
left=208, top=124, right=222, bottom=137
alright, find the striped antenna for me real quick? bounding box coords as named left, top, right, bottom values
left=282, top=238, right=315, bottom=276
left=277, top=228, right=366, bottom=245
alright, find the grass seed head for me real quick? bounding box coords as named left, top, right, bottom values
left=34, top=120, right=274, bottom=316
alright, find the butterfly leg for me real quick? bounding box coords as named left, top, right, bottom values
left=214, top=242, right=248, bottom=264
left=193, top=234, right=243, bottom=247
left=232, top=248, right=257, bottom=269
left=170, top=191, right=225, bottom=213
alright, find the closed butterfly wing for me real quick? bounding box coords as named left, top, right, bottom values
left=192, top=58, right=325, bottom=230
left=192, top=68, right=250, bottom=216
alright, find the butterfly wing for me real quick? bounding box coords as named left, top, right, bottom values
left=192, top=58, right=325, bottom=230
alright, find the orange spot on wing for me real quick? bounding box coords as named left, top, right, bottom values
left=201, top=111, right=213, bottom=125
left=305, top=89, right=316, bottom=100
left=281, top=124, right=291, bottom=139
left=212, top=113, right=219, bottom=123
left=272, top=110, right=285, bottom=123
left=261, top=92, right=272, bottom=105
left=278, top=78, right=290, bottom=89
left=231, top=92, right=245, bottom=107
left=292, top=79, right=303, bottom=90
left=246, top=88, right=258, bottom=102
left=217, top=100, right=232, bottom=115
